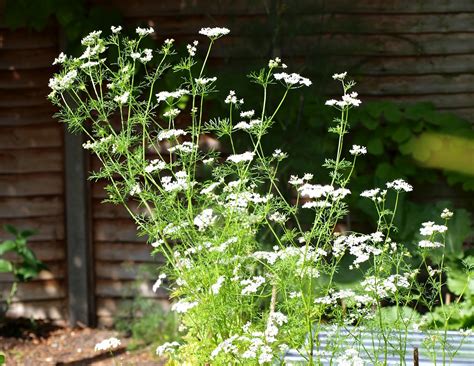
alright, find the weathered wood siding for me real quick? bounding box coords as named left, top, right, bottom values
left=87, top=0, right=474, bottom=324
left=0, top=24, right=67, bottom=321
left=2, top=0, right=473, bottom=324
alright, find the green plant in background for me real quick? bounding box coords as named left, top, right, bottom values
left=115, top=265, right=180, bottom=351
left=0, top=225, right=45, bottom=318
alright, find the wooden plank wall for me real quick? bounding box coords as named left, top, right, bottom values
left=88, top=0, right=474, bottom=325
left=0, top=24, right=67, bottom=322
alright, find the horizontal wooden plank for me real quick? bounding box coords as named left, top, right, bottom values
left=0, top=217, right=64, bottom=241
left=0, top=261, right=65, bottom=282
left=95, top=243, right=154, bottom=261
left=0, top=240, right=65, bottom=261
left=0, top=279, right=65, bottom=301
left=0, top=88, right=54, bottom=107
left=0, top=124, right=62, bottom=149
left=127, top=13, right=474, bottom=36
left=0, top=47, right=57, bottom=70
left=356, top=74, right=474, bottom=95
left=0, top=173, right=63, bottom=197
left=361, top=93, right=474, bottom=109
left=0, top=148, right=62, bottom=173
left=0, top=105, right=57, bottom=126
left=104, top=0, right=474, bottom=16
left=95, top=278, right=167, bottom=298
left=437, top=107, right=474, bottom=121
left=0, top=68, right=53, bottom=89
left=0, top=28, right=58, bottom=49
left=0, top=196, right=63, bottom=218
left=93, top=199, right=144, bottom=219
left=6, top=299, right=65, bottom=320
left=95, top=260, right=163, bottom=280
left=94, top=219, right=144, bottom=242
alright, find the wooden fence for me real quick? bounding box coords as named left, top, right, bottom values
left=0, top=0, right=473, bottom=326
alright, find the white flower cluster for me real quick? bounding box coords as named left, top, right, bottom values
left=441, top=208, right=453, bottom=219
left=361, top=274, right=410, bottom=298
left=325, top=92, right=361, bottom=108
left=114, top=91, right=130, bottom=105
left=168, top=141, right=196, bottom=154
left=268, top=211, right=287, bottom=224
left=332, top=72, right=348, bottom=81
left=130, top=183, right=142, bottom=196
left=162, top=171, right=193, bottom=192
left=199, top=27, right=230, bottom=39
left=152, top=273, right=167, bottom=292
left=225, top=90, right=244, bottom=105
left=264, top=312, right=288, bottom=343
left=211, top=276, right=225, bottom=295
left=274, top=72, right=312, bottom=87
left=195, top=76, right=217, bottom=85
left=227, top=151, right=255, bottom=163
left=111, top=25, right=122, bottom=34
left=82, top=135, right=113, bottom=150
left=418, top=220, right=447, bottom=248
left=156, top=89, right=188, bottom=104
left=48, top=69, right=77, bottom=92
left=81, top=30, right=102, bottom=46
left=272, top=149, right=287, bottom=160
left=268, top=57, right=287, bottom=69
left=349, top=144, right=367, bottom=156
left=131, top=48, right=153, bottom=63
left=332, top=232, right=384, bottom=268
left=158, top=128, right=188, bottom=141
left=299, top=183, right=350, bottom=201
left=156, top=341, right=180, bottom=356
left=314, top=289, right=357, bottom=305
left=289, top=173, right=313, bottom=186
left=171, top=299, right=198, bottom=313
left=360, top=188, right=386, bottom=202
left=187, top=40, right=199, bottom=56
left=136, top=26, right=154, bottom=36
left=241, top=276, right=266, bottom=295
left=240, top=110, right=255, bottom=118
left=335, top=348, right=364, bottom=366
left=386, top=179, right=413, bottom=192
left=233, top=119, right=262, bottom=131
left=163, top=108, right=181, bottom=119
left=94, top=337, right=121, bottom=352
left=52, top=52, right=66, bottom=65
left=144, top=159, right=166, bottom=173
left=194, top=208, right=217, bottom=231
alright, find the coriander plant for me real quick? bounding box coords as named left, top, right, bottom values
left=49, top=26, right=471, bottom=365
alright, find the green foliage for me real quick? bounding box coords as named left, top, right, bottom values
left=0, top=225, right=45, bottom=316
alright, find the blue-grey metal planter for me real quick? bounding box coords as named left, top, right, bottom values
left=283, top=328, right=474, bottom=365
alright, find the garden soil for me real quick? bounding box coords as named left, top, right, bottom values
left=0, top=319, right=164, bottom=365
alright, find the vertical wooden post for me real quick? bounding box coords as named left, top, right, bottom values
left=413, top=347, right=419, bottom=366
left=64, top=130, right=95, bottom=326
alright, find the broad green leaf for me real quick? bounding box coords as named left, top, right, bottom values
left=0, top=259, right=13, bottom=273
left=0, top=240, right=16, bottom=255
left=392, top=125, right=412, bottom=143
left=367, top=138, right=384, bottom=155
left=445, top=209, right=472, bottom=257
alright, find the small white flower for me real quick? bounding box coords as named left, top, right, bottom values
left=332, top=72, right=347, bottom=80
left=441, top=208, right=453, bottom=219
left=114, top=91, right=130, bottom=105
left=164, top=38, right=174, bottom=46
left=111, top=25, right=122, bottom=34
left=349, top=145, right=367, bottom=156
left=240, top=110, right=255, bottom=118
left=187, top=40, right=198, bottom=56
left=156, top=89, right=188, bottom=103
left=145, top=159, right=166, bottom=173
left=195, top=76, right=217, bottom=85
left=211, top=276, right=225, bottom=295
left=136, top=26, right=154, bottom=36
left=81, top=30, right=102, bottom=46
left=272, top=149, right=287, bottom=159
left=194, top=208, right=217, bottom=231
left=227, top=151, right=255, bottom=163
left=199, top=27, right=230, bottom=39
left=241, top=276, right=266, bottom=295
left=419, top=240, right=444, bottom=248
left=163, top=108, right=180, bottom=119
left=274, top=72, right=312, bottom=87
left=140, top=49, right=153, bottom=63
left=386, top=179, right=413, bottom=192
left=129, top=183, right=141, bottom=196
left=268, top=211, right=287, bottom=223
left=94, top=337, right=121, bottom=352
left=157, top=129, right=187, bottom=141
left=52, top=52, right=67, bottom=65
left=171, top=300, right=198, bottom=313
left=156, top=341, right=180, bottom=356
left=152, top=273, right=167, bottom=292
left=225, top=90, right=243, bottom=105
left=419, top=221, right=448, bottom=236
